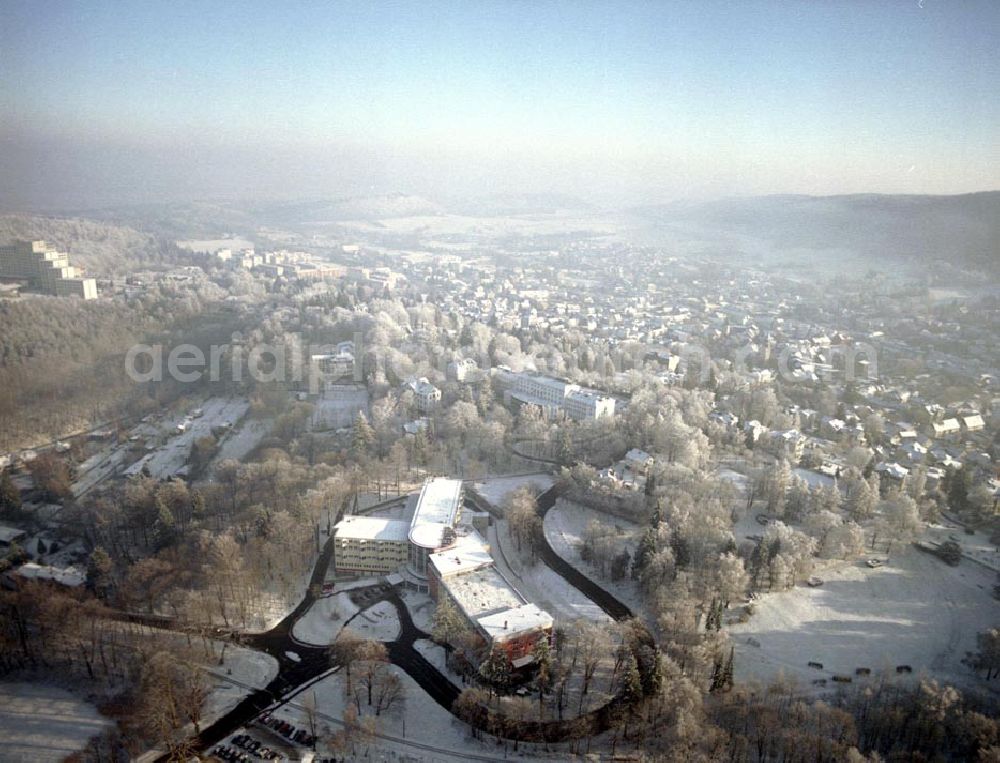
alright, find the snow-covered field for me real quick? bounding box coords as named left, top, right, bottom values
left=490, top=519, right=610, bottom=624
left=473, top=473, right=555, bottom=510
left=292, top=592, right=359, bottom=646
left=203, top=645, right=279, bottom=725
left=729, top=547, right=1000, bottom=691
left=0, top=682, right=113, bottom=762
left=347, top=599, right=400, bottom=641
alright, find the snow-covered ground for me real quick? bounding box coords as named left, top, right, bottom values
left=472, top=473, right=555, bottom=510
left=272, top=663, right=554, bottom=762
left=310, top=386, right=368, bottom=432
left=71, top=444, right=129, bottom=497
left=203, top=645, right=279, bottom=725
left=243, top=556, right=319, bottom=633
left=346, top=600, right=400, bottom=641
left=401, top=588, right=435, bottom=632
left=292, top=592, right=360, bottom=646
left=415, top=639, right=468, bottom=686
left=0, top=682, right=113, bottom=762
left=793, top=467, right=835, bottom=489
left=490, top=519, right=610, bottom=624
left=717, top=467, right=749, bottom=493
left=729, top=546, right=1000, bottom=691
left=925, top=519, right=1000, bottom=573
left=131, top=397, right=249, bottom=480
left=209, top=416, right=271, bottom=470
left=543, top=499, right=645, bottom=616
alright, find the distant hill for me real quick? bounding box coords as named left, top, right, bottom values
left=635, top=192, right=1000, bottom=273
left=452, top=193, right=592, bottom=217
left=248, top=194, right=445, bottom=224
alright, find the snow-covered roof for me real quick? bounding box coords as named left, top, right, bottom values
left=15, top=563, right=85, bottom=587
left=624, top=448, right=653, bottom=465
left=429, top=529, right=493, bottom=577
left=477, top=603, right=554, bottom=641
left=335, top=515, right=410, bottom=543
left=0, top=525, right=27, bottom=545
left=409, top=478, right=463, bottom=549
left=445, top=565, right=525, bottom=620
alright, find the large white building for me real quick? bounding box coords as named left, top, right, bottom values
left=428, top=526, right=553, bottom=668
left=332, top=477, right=464, bottom=583
left=332, top=515, right=410, bottom=574
left=0, top=240, right=97, bottom=299
left=500, top=370, right=616, bottom=420
left=407, top=477, right=463, bottom=578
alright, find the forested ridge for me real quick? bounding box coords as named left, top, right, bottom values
left=0, top=215, right=195, bottom=274
left=0, top=280, right=229, bottom=450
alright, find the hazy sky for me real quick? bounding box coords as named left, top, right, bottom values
left=2, top=0, right=998, bottom=208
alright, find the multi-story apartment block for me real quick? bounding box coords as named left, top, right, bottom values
left=332, top=477, right=464, bottom=582
left=499, top=370, right=616, bottom=420
left=332, top=515, right=410, bottom=574
left=0, top=240, right=97, bottom=299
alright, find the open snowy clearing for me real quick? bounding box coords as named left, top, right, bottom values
left=346, top=599, right=401, bottom=641
left=0, top=682, right=113, bottom=762
left=292, top=592, right=360, bottom=646
left=473, top=473, right=555, bottom=510
left=729, top=546, right=1000, bottom=691
left=925, top=518, right=1000, bottom=574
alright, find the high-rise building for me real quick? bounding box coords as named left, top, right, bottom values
left=0, top=240, right=98, bottom=299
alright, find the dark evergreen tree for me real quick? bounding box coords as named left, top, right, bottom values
left=0, top=470, right=21, bottom=517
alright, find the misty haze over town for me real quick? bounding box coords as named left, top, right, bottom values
left=0, top=3, right=998, bottom=762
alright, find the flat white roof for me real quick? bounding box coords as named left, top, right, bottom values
left=15, top=563, right=85, bottom=587
left=335, top=515, right=410, bottom=543
left=409, top=478, right=463, bottom=549
left=429, top=529, right=493, bottom=577
left=445, top=565, right=525, bottom=621
left=477, top=603, right=553, bottom=641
